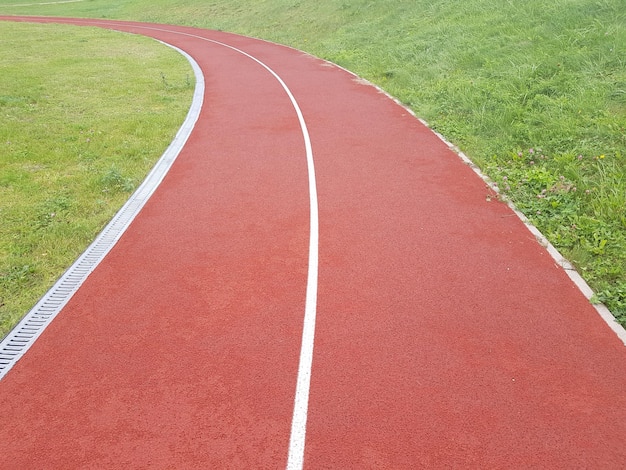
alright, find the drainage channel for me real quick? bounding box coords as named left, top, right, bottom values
left=0, top=41, right=204, bottom=380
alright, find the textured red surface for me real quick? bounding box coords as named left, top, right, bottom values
left=1, top=17, right=626, bottom=469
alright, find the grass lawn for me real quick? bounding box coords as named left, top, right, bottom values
left=1, top=0, right=625, bottom=328
left=0, top=21, right=193, bottom=338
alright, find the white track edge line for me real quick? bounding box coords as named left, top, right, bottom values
left=332, top=69, right=626, bottom=347
left=0, top=40, right=205, bottom=380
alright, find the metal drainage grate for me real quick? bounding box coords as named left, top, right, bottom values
left=0, top=42, right=204, bottom=380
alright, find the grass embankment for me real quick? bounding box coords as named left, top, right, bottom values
left=1, top=0, right=624, bottom=325
left=0, top=22, right=193, bottom=338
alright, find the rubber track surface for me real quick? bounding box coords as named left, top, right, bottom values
left=1, top=17, right=626, bottom=469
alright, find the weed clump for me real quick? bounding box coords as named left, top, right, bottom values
left=487, top=149, right=626, bottom=322
left=100, top=167, right=135, bottom=194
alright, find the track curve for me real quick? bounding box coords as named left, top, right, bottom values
left=1, top=16, right=626, bottom=469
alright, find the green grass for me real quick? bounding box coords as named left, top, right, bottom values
left=0, top=21, right=193, bottom=337
left=1, top=0, right=625, bottom=326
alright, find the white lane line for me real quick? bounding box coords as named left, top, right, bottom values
left=176, top=32, right=319, bottom=470
left=200, top=38, right=319, bottom=470
left=218, top=46, right=319, bottom=470
left=0, top=41, right=205, bottom=380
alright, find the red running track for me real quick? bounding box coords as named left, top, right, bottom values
left=1, top=17, right=626, bottom=469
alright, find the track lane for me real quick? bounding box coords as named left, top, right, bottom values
left=0, top=17, right=315, bottom=468
left=228, top=34, right=626, bottom=466
left=273, top=51, right=626, bottom=468
left=1, top=16, right=626, bottom=469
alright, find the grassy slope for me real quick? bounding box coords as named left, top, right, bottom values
left=1, top=0, right=624, bottom=323
left=0, top=21, right=193, bottom=337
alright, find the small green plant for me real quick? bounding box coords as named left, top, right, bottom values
left=35, top=195, right=73, bottom=229
left=160, top=72, right=193, bottom=91
left=100, top=167, right=135, bottom=193
left=487, top=148, right=626, bottom=322
left=0, top=265, right=36, bottom=286
left=594, top=283, right=626, bottom=324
